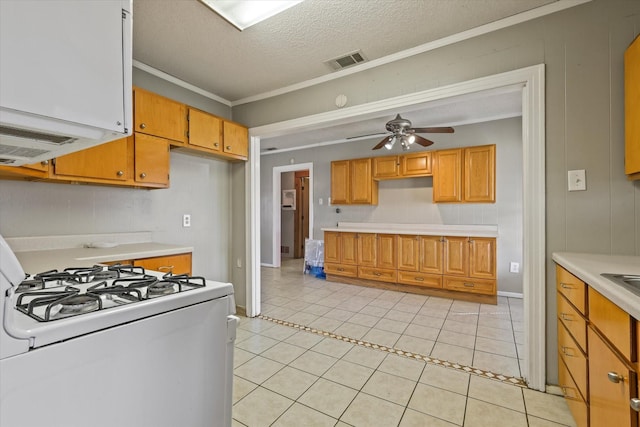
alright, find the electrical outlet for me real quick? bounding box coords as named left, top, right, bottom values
left=510, top=262, right=520, bottom=273
left=182, top=214, right=191, bottom=227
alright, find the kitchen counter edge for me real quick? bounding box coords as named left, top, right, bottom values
left=552, top=252, right=640, bottom=319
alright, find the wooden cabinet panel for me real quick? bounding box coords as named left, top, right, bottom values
left=357, top=233, right=377, bottom=267
left=443, top=276, right=495, bottom=295
left=133, top=253, right=192, bottom=276
left=324, top=263, right=358, bottom=277
left=420, top=236, right=443, bottom=274
left=341, top=233, right=358, bottom=265
left=350, top=158, right=377, bottom=204
left=558, top=320, right=588, bottom=399
left=397, top=271, right=442, bottom=289
left=464, top=145, right=496, bottom=202
left=433, top=148, right=463, bottom=202
left=373, top=156, right=400, bottom=179
left=331, top=160, right=350, bottom=204
left=377, top=234, right=397, bottom=269
left=589, top=327, right=636, bottom=427
left=589, top=288, right=633, bottom=361
left=223, top=121, right=248, bottom=158
left=469, top=237, right=496, bottom=279
left=134, top=87, right=187, bottom=143
left=558, top=357, right=589, bottom=427
left=54, top=137, right=129, bottom=181
left=625, top=35, right=640, bottom=180
left=22, top=161, right=50, bottom=172
left=443, top=236, right=468, bottom=276
left=401, top=151, right=432, bottom=177
left=358, top=266, right=397, bottom=283
left=188, top=108, right=221, bottom=151
left=134, top=133, right=170, bottom=187
left=324, top=231, right=340, bottom=264
left=558, top=293, right=587, bottom=351
left=556, top=265, right=587, bottom=315
left=398, top=235, right=420, bottom=271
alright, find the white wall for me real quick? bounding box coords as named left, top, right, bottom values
left=260, top=117, right=524, bottom=293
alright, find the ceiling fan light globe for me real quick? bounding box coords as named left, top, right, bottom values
left=407, top=134, right=415, bottom=144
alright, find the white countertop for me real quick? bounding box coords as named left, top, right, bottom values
left=14, top=243, right=194, bottom=274
left=552, top=252, right=640, bottom=319
left=321, top=222, right=499, bottom=238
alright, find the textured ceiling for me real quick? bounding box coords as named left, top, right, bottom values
left=133, top=0, right=558, bottom=103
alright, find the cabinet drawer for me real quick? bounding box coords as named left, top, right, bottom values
left=556, top=265, right=586, bottom=314
left=397, top=271, right=442, bottom=289
left=589, top=287, right=633, bottom=361
left=324, top=263, right=358, bottom=278
left=133, top=253, right=192, bottom=276
left=558, top=356, right=589, bottom=427
left=557, top=292, right=587, bottom=351
left=358, top=267, right=397, bottom=283
left=443, top=276, right=495, bottom=295
left=558, top=321, right=587, bottom=400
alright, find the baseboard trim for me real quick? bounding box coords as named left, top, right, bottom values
left=545, top=384, right=563, bottom=396
left=497, top=291, right=524, bottom=299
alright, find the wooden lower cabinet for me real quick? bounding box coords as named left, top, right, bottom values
left=325, top=231, right=496, bottom=302
left=133, top=253, right=192, bottom=276
left=559, top=356, right=589, bottom=427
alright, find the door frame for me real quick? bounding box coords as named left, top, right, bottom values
left=271, top=163, right=314, bottom=268
left=246, top=64, right=546, bottom=390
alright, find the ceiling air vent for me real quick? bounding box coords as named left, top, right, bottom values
left=325, top=50, right=366, bottom=71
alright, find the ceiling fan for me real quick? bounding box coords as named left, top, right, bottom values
left=372, top=114, right=454, bottom=151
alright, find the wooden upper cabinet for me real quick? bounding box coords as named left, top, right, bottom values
left=443, top=236, right=469, bottom=276
left=134, top=133, right=170, bottom=187
left=331, top=160, right=350, bottom=204
left=464, top=145, right=496, bottom=202
left=397, top=235, right=420, bottom=271
left=420, top=235, right=444, bottom=274
left=373, top=156, right=400, bottom=179
left=401, top=151, right=432, bottom=177
left=469, top=237, right=496, bottom=279
left=54, top=137, right=129, bottom=181
left=350, top=158, right=377, bottom=204
left=433, top=149, right=463, bottom=202
left=22, top=161, right=50, bottom=172
left=223, top=121, right=248, bottom=158
left=188, top=108, right=221, bottom=151
left=625, top=35, right=640, bottom=180
left=134, top=87, right=187, bottom=143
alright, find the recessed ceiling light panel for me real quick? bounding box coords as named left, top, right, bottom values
left=199, top=0, right=304, bottom=31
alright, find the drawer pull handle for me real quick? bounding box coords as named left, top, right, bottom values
left=41, top=160, right=49, bottom=166
left=214, top=143, right=219, bottom=147
left=140, top=173, right=147, bottom=179
left=374, top=272, right=381, bottom=276
left=116, top=170, right=124, bottom=177
left=337, top=268, right=344, bottom=272
left=140, top=123, right=147, bottom=129
left=463, top=283, right=475, bottom=287
left=158, top=265, right=174, bottom=272
left=415, top=277, right=424, bottom=281
left=561, top=346, right=575, bottom=357
left=631, top=398, right=640, bottom=412
left=226, top=146, right=232, bottom=150
left=560, top=313, right=573, bottom=321
left=560, top=283, right=574, bottom=289
left=607, top=372, right=624, bottom=384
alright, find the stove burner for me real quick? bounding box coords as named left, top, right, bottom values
left=58, top=295, right=100, bottom=314
left=15, top=279, right=45, bottom=293
left=147, top=281, right=176, bottom=297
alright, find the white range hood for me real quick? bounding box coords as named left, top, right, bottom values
left=0, top=0, right=133, bottom=166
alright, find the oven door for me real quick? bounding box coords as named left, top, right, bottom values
left=1, top=295, right=236, bottom=427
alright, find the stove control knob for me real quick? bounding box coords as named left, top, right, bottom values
left=140, top=173, right=147, bottom=179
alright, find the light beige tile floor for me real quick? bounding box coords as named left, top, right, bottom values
left=232, top=259, right=575, bottom=427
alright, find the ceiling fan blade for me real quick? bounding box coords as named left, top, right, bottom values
left=346, top=132, right=388, bottom=140
left=372, top=135, right=391, bottom=150
left=413, top=134, right=434, bottom=147
left=411, top=127, right=454, bottom=134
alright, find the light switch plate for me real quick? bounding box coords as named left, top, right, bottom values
left=568, top=170, right=586, bottom=191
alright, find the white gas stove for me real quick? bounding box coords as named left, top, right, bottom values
left=0, top=234, right=238, bottom=427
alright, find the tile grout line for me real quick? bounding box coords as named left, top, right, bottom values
left=258, top=314, right=527, bottom=388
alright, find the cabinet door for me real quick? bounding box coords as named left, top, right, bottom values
left=223, top=121, right=248, bottom=158
left=625, top=35, right=640, bottom=179
left=357, top=233, right=377, bottom=267
left=401, top=151, right=432, bottom=177
left=134, top=87, right=187, bottom=143
left=377, top=234, right=397, bottom=269
left=350, top=158, right=376, bottom=204
left=324, top=232, right=341, bottom=264
left=341, top=232, right=358, bottom=265
left=134, top=133, right=170, bottom=187
left=331, top=160, right=350, bottom=204
left=433, top=149, right=463, bottom=202
left=464, top=145, right=495, bottom=202
left=188, top=108, right=221, bottom=151
left=54, top=136, right=129, bottom=181
left=134, top=253, right=192, bottom=276
left=373, top=156, right=400, bottom=179
left=469, top=237, right=496, bottom=279
left=589, top=327, right=636, bottom=427
left=420, top=236, right=443, bottom=274
left=397, top=235, right=419, bottom=271
left=443, top=236, right=468, bottom=276
left=23, top=161, right=50, bottom=172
